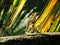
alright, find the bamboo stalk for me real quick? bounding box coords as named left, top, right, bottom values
left=38, top=0, right=60, bottom=33
left=55, top=23, right=60, bottom=32
left=6, top=0, right=26, bottom=29
left=41, top=15, right=54, bottom=33
left=34, top=0, right=57, bottom=30
left=2, top=0, right=27, bottom=36
left=49, top=15, right=60, bottom=32
left=7, top=0, right=18, bottom=14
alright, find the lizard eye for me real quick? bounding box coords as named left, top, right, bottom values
left=32, top=22, right=34, bottom=23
